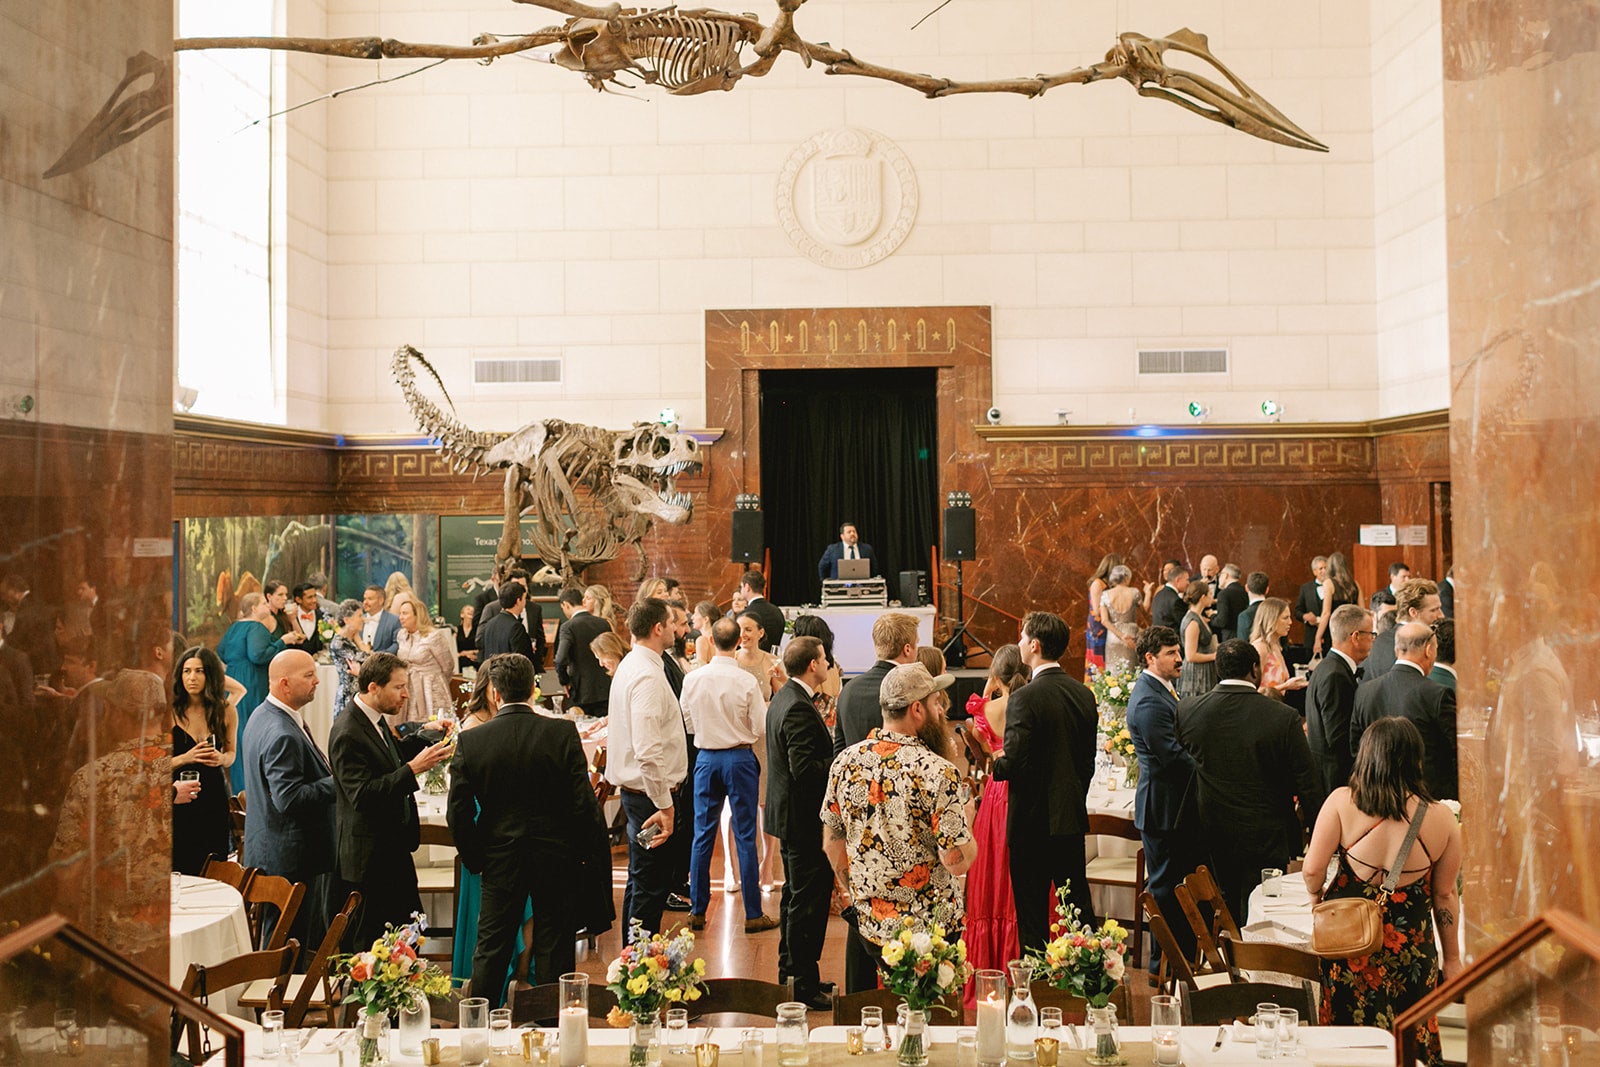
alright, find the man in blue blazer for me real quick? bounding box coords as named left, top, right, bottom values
left=360, top=585, right=401, bottom=655
left=1125, top=625, right=1201, bottom=979
left=816, top=523, right=878, bottom=582
left=242, top=648, right=337, bottom=956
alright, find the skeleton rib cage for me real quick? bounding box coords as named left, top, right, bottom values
left=563, top=10, right=753, bottom=94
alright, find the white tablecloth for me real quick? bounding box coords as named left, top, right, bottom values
left=777, top=605, right=937, bottom=674
left=1244, top=873, right=1317, bottom=946
left=1082, top=774, right=1140, bottom=921
left=304, top=661, right=344, bottom=748
left=169, top=873, right=253, bottom=1017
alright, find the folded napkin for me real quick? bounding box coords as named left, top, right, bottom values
left=1229, top=1021, right=1259, bottom=1043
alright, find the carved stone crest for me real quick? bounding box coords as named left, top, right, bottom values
left=776, top=127, right=918, bottom=270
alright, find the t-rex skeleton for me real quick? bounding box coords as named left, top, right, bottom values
left=393, top=344, right=702, bottom=584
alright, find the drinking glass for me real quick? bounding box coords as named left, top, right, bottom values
left=281, top=1030, right=302, bottom=1063
left=775, top=1002, right=810, bottom=1066
left=259, top=1010, right=283, bottom=1057
left=460, top=996, right=491, bottom=1067
left=955, top=1031, right=979, bottom=1067
left=179, top=769, right=201, bottom=782
left=1260, top=869, right=1283, bottom=897
left=1254, top=1005, right=1279, bottom=1060
left=741, top=1028, right=765, bottom=1067
left=1150, top=995, right=1181, bottom=1066
left=1038, top=1008, right=1062, bottom=1035
left=666, top=1007, right=691, bottom=1053
left=490, top=1008, right=515, bottom=1054
left=860, top=1007, right=886, bottom=1052
left=1274, top=1008, right=1299, bottom=1057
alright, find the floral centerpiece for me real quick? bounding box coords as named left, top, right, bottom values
left=332, top=913, right=453, bottom=1066
left=1028, top=885, right=1129, bottom=1064
left=1099, top=720, right=1138, bottom=786
left=605, top=920, right=708, bottom=1067
left=1088, top=667, right=1138, bottom=715
left=419, top=717, right=457, bottom=794
left=877, top=917, right=972, bottom=1067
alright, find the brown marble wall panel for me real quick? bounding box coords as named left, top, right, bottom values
left=1374, top=426, right=1453, bottom=577
left=1443, top=0, right=1600, bottom=985
left=174, top=434, right=342, bottom=516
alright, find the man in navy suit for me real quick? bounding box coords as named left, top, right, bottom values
left=242, top=648, right=337, bottom=956
left=816, top=523, right=878, bottom=582
left=1125, top=625, right=1200, bottom=978
left=360, top=585, right=401, bottom=655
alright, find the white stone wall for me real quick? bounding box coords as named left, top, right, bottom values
left=267, top=0, right=1449, bottom=433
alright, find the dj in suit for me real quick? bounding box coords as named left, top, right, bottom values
left=449, top=653, right=611, bottom=1008
left=817, top=522, right=878, bottom=582
left=1125, top=626, right=1200, bottom=973
left=1149, top=563, right=1190, bottom=635
left=991, top=611, right=1098, bottom=952
left=765, top=637, right=838, bottom=1010
left=1179, top=640, right=1323, bottom=921
left=1350, top=622, right=1458, bottom=800
left=241, top=649, right=338, bottom=954
left=360, top=585, right=401, bottom=655
left=830, top=611, right=919, bottom=756
left=557, top=599, right=613, bottom=717
left=1305, top=605, right=1373, bottom=796
left=479, top=583, right=536, bottom=662
left=329, top=653, right=453, bottom=952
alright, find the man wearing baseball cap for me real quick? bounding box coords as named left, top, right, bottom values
left=821, top=662, right=977, bottom=992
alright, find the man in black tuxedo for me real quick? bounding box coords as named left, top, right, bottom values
left=1363, top=578, right=1443, bottom=680
left=765, top=636, right=837, bottom=1010
left=448, top=653, right=611, bottom=1007
left=556, top=590, right=613, bottom=717
left=816, top=522, right=878, bottom=582
left=1149, top=562, right=1190, bottom=635
left=1350, top=622, right=1458, bottom=800
left=1293, top=556, right=1327, bottom=650
left=479, top=567, right=547, bottom=669
left=738, top=570, right=785, bottom=653
left=478, top=582, right=535, bottom=662
left=991, top=611, right=1098, bottom=951
left=329, top=653, right=453, bottom=952
left=1438, top=567, right=1455, bottom=618
left=1179, top=640, right=1323, bottom=921
left=831, top=610, right=919, bottom=755
left=1235, top=571, right=1270, bottom=642
left=1305, top=604, right=1374, bottom=796
left=1210, top=564, right=1248, bottom=639
left=289, top=583, right=328, bottom=657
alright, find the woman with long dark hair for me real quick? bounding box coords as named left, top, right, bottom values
left=1311, top=551, right=1363, bottom=652
left=1085, top=553, right=1120, bottom=673
left=171, top=646, right=239, bottom=875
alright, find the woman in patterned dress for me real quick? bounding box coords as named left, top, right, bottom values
left=393, top=591, right=454, bottom=721
left=1304, top=718, right=1462, bottom=1067
left=1249, top=597, right=1308, bottom=699
left=328, top=598, right=371, bottom=712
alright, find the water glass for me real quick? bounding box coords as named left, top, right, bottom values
left=1260, top=868, right=1283, bottom=897
left=666, top=1007, right=691, bottom=1053
left=860, top=1007, right=886, bottom=1051
left=1038, top=1008, right=1062, bottom=1035
left=281, top=1030, right=302, bottom=1063
left=1254, top=1005, right=1280, bottom=1060
left=775, top=1002, right=810, bottom=1066
left=1150, top=995, right=1181, bottom=1066
left=955, top=1030, right=979, bottom=1067
left=1274, top=1008, right=1299, bottom=1057
left=491, top=1008, right=515, bottom=1053
left=741, top=1029, right=765, bottom=1067
left=259, top=1009, right=283, bottom=1057
left=460, top=996, right=491, bottom=1067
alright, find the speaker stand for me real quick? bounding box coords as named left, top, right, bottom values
left=940, top=559, right=992, bottom=669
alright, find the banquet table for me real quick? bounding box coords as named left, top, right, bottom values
left=304, top=660, right=345, bottom=748
left=251, top=1023, right=1395, bottom=1065
left=1081, top=773, right=1140, bottom=921
left=169, top=873, right=254, bottom=1017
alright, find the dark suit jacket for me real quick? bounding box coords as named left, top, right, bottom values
left=817, top=541, right=878, bottom=582
left=743, top=597, right=786, bottom=653
left=1306, top=651, right=1360, bottom=796
left=1235, top=600, right=1262, bottom=642
left=472, top=587, right=498, bottom=619
left=1211, top=583, right=1249, bottom=640
left=288, top=612, right=328, bottom=658
left=0, top=642, right=34, bottom=714
left=241, top=699, right=337, bottom=881
left=558, top=611, right=613, bottom=712
left=329, top=700, right=420, bottom=883
left=481, top=599, right=547, bottom=667
left=1350, top=663, right=1458, bottom=799
left=1364, top=625, right=1399, bottom=679
left=1429, top=665, right=1456, bottom=691
left=1126, top=672, right=1196, bottom=833
left=1150, top=585, right=1185, bottom=634
left=832, top=659, right=896, bottom=756
left=478, top=609, right=535, bottom=662
left=370, top=610, right=401, bottom=655
left=1438, top=578, right=1454, bottom=619
left=1293, top=580, right=1322, bottom=648
left=1178, top=683, right=1322, bottom=862
left=991, top=667, right=1097, bottom=839
left=765, top=680, right=833, bottom=844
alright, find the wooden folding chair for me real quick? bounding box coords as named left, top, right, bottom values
left=1218, top=931, right=1321, bottom=985
left=179, top=940, right=298, bottom=1052
left=690, top=977, right=797, bottom=1024
left=510, top=980, right=620, bottom=1027
left=1141, top=891, right=1200, bottom=995
left=1085, top=814, right=1145, bottom=967
left=239, top=892, right=362, bottom=1026
left=1180, top=979, right=1316, bottom=1026
left=243, top=873, right=307, bottom=954
left=1174, top=865, right=1242, bottom=973
left=228, top=793, right=248, bottom=855
left=200, top=857, right=256, bottom=901
left=414, top=823, right=459, bottom=962
left=831, top=986, right=965, bottom=1027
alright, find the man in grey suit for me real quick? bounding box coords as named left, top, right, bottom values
left=241, top=648, right=336, bottom=956
left=360, top=585, right=401, bottom=655
left=1350, top=622, right=1458, bottom=799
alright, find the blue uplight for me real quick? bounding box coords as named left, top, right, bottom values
left=1134, top=425, right=1165, bottom=437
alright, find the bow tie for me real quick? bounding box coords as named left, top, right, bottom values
left=1353, top=667, right=1365, bottom=681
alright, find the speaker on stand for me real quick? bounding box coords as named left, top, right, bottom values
left=731, top=493, right=763, bottom=564
left=940, top=491, right=990, bottom=668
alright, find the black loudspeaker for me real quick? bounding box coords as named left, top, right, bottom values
left=943, top=507, right=976, bottom=561
left=899, top=570, right=926, bottom=607
left=730, top=511, right=764, bottom=563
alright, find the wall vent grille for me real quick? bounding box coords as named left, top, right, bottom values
left=1137, top=348, right=1228, bottom=374
left=473, top=358, right=562, bottom=384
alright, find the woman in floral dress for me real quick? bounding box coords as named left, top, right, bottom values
left=1303, top=718, right=1462, bottom=1067
left=328, top=598, right=371, bottom=712
left=393, top=592, right=454, bottom=721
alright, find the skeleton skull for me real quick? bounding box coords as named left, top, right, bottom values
left=613, top=422, right=702, bottom=519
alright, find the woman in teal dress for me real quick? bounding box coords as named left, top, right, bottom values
left=215, top=592, right=288, bottom=792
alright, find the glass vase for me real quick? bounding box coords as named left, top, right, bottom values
left=357, top=1008, right=390, bottom=1066
left=629, top=1009, right=662, bottom=1067
left=895, top=1007, right=927, bottom=1067
left=1084, top=1005, right=1120, bottom=1066
left=1005, top=960, right=1037, bottom=1062
left=1123, top=758, right=1139, bottom=788
left=397, top=994, right=430, bottom=1056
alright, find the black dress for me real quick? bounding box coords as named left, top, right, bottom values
left=171, top=726, right=232, bottom=875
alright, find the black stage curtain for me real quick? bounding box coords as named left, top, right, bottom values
left=758, top=368, right=938, bottom=607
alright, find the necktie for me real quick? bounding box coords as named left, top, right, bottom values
left=300, top=718, right=330, bottom=770
left=377, top=720, right=403, bottom=765
left=846, top=546, right=855, bottom=560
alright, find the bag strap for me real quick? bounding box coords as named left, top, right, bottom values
left=1379, top=801, right=1430, bottom=895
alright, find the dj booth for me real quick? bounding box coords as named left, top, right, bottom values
left=776, top=604, right=937, bottom=674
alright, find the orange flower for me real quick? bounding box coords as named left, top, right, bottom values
left=871, top=898, right=900, bottom=922
left=868, top=782, right=886, bottom=805
left=898, top=864, right=931, bottom=890
left=351, top=960, right=370, bottom=982
left=871, top=741, right=901, bottom=757
left=1389, top=890, right=1406, bottom=904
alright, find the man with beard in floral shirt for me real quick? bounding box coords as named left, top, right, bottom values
left=822, top=662, right=977, bottom=992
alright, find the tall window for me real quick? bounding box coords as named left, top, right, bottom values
left=175, top=2, right=274, bottom=422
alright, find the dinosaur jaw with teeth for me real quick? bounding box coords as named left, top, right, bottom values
left=615, top=469, right=699, bottom=523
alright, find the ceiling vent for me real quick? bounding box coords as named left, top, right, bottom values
left=473, top=357, right=562, bottom=385
left=1137, top=348, right=1228, bottom=375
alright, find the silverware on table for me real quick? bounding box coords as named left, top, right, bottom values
left=1213, top=1025, right=1227, bottom=1051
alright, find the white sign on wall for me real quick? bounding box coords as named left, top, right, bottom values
left=1398, top=525, right=1430, bottom=546
left=1359, top=524, right=1398, bottom=546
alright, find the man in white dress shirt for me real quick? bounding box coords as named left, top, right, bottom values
left=816, top=522, right=879, bottom=583
left=681, top=617, right=778, bottom=933
left=360, top=584, right=401, bottom=654
left=605, top=596, right=689, bottom=939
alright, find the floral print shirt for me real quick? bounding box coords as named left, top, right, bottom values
left=822, top=729, right=972, bottom=945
